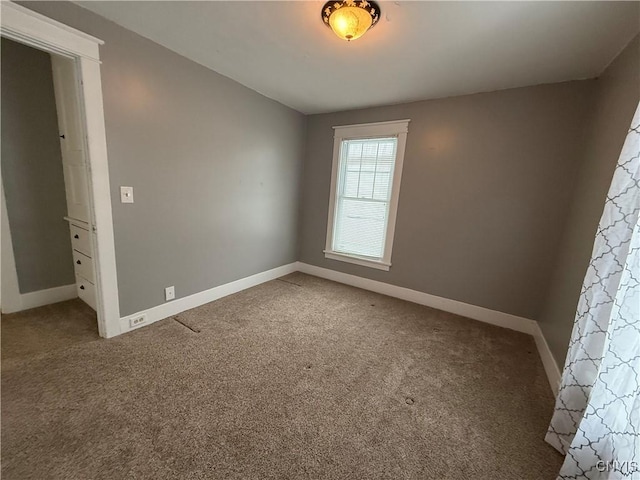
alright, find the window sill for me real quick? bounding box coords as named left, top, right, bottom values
left=323, top=250, right=391, bottom=271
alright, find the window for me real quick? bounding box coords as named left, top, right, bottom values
left=324, top=120, right=410, bottom=271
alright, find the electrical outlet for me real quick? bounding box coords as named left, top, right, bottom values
left=129, top=314, right=147, bottom=329
left=165, top=286, right=175, bottom=301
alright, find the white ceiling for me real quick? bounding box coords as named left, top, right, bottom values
left=77, top=1, right=639, bottom=114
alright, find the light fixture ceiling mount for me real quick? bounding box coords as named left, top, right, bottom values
left=322, top=0, right=381, bottom=42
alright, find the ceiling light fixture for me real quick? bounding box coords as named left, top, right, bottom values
left=322, top=0, right=381, bottom=42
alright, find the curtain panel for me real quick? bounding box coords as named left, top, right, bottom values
left=546, top=103, right=639, bottom=479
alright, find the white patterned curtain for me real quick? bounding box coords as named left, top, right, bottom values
left=546, top=103, right=640, bottom=479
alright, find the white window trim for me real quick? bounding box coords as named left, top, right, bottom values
left=324, top=119, right=410, bottom=271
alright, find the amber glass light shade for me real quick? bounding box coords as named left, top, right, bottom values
left=322, top=1, right=380, bottom=42
left=329, top=6, right=373, bottom=41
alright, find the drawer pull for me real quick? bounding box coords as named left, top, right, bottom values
left=76, top=260, right=81, bottom=265
left=80, top=285, right=85, bottom=290
left=74, top=234, right=79, bottom=239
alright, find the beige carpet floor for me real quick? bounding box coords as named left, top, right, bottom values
left=1, top=298, right=98, bottom=361
left=1, top=273, right=563, bottom=479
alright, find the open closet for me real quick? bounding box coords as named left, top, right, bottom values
left=1, top=39, right=95, bottom=315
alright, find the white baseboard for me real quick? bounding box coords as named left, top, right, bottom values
left=297, top=262, right=565, bottom=396
left=118, top=260, right=559, bottom=397
left=532, top=322, right=562, bottom=396
left=2, top=283, right=78, bottom=314
left=297, top=262, right=537, bottom=335
left=120, top=262, right=298, bottom=334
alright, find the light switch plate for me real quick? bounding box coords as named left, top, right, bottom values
left=120, top=186, right=134, bottom=203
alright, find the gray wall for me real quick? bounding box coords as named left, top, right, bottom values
left=22, top=2, right=306, bottom=316
left=1, top=38, right=75, bottom=293
left=538, top=35, right=640, bottom=368
left=299, top=81, right=596, bottom=320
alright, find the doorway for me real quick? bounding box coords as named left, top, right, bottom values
left=0, top=2, right=120, bottom=338
left=1, top=37, right=100, bottom=349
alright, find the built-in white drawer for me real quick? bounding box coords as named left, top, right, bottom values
left=76, top=275, right=96, bottom=311
left=70, top=224, right=91, bottom=257
left=72, top=250, right=94, bottom=283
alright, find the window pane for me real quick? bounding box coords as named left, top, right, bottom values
left=373, top=171, right=392, bottom=200
left=358, top=170, right=375, bottom=198
left=334, top=198, right=387, bottom=258
left=343, top=168, right=360, bottom=197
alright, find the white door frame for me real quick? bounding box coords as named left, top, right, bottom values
left=1, top=2, right=121, bottom=338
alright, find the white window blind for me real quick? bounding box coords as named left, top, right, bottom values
left=332, top=137, right=398, bottom=259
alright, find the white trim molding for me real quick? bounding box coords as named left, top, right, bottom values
left=120, top=263, right=298, bottom=334
left=324, top=119, right=410, bottom=272
left=297, top=262, right=537, bottom=335
left=297, top=262, right=564, bottom=396
left=332, top=119, right=411, bottom=138
left=532, top=322, right=562, bottom=396
left=0, top=1, right=102, bottom=61
left=116, top=259, right=559, bottom=397
left=1, top=2, right=121, bottom=338
left=323, top=251, right=391, bottom=271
